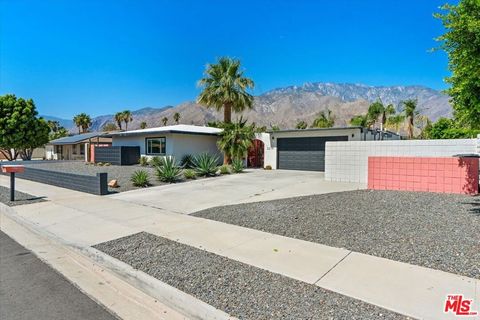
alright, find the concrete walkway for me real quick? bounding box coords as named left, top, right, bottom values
left=1, top=175, right=479, bottom=320
left=109, top=169, right=364, bottom=214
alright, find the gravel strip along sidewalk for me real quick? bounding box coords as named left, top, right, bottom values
left=95, top=232, right=409, bottom=320
left=0, top=185, right=46, bottom=206
left=193, top=190, right=480, bottom=279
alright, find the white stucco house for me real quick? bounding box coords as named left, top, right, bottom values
left=106, top=124, right=223, bottom=160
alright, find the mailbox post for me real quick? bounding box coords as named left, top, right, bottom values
left=1, top=165, right=25, bottom=201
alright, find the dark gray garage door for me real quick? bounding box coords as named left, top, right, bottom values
left=277, top=136, right=348, bottom=171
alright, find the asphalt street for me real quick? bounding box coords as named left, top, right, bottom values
left=0, top=231, right=116, bottom=320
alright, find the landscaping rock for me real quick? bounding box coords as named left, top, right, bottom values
left=108, top=179, right=119, bottom=188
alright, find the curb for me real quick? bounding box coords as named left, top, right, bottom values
left=0, top=202, right=235, bottom=320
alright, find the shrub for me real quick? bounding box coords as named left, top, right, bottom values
left=183, top=168, right=197, bottom=180
left=264, top=165, right=272, bottom=170
left=139, top=156, right=149, bottom=166
left=180, top=154, right=195, bottom=169
left=231, top=158, right=244, bottom=173
left=149, top=156, right=162, bottom=167
left=193, top=153, right=219, bottom=177
left=104, top=162, right=111, bottom=166
left=130, top=170, right=150, bottom=187
left=97, top=162, right=104, bottom=166
left=155, top=156, right=182, bottom=183
left=219, top=165, right=231, bottom=174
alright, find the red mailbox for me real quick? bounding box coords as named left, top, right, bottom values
left=1, top=165, right=25, bottom=201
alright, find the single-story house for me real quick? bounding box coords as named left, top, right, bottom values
left=259, top=127, right=401, bottom=171
left=105, top=124, right=223, bottom=161
left=46, top=132, right=112, bottom=161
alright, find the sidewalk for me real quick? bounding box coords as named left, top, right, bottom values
left=1, top=175, right=479, bottom=319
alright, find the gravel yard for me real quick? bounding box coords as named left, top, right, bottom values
left=0, top=186, right=46, bottom=206
left=21, top=161, right=166, bottom=193
left=193, top=190, right=480, bottom=279
left=95, top=232, right=408, bottom=320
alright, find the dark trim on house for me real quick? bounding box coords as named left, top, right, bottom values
left=145, top=136, right=166, bottom=156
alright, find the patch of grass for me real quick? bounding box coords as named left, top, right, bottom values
left=193, top=153, right=219, bottom=177
left=155, top=156, right=182, bottom=183
left=183, top=168, right=197, bottom=180
left=231, top=158, right=244, bottom=173
left=130, top=170, right=150, bottom=187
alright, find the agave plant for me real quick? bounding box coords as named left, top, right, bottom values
left=155, top=156, right=182, bottom=183
left=193, top=153, right=219, bottom=177
left=231, top=158, right=244, bottom=173
left=130, top=170, right=150, bottom=187
left=180, top=154, right=195, bottom=169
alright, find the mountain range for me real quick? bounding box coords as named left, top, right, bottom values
left=42, top=82, right=452, bottom=132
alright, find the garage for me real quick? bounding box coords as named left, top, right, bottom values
left=277, top=136, right=348, bottom=171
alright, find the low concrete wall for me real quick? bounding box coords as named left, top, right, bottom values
left=3, top=167, right=108, bottom=195
left=368, top=156, right=479, bottom=195
left=325, top=139, right=478, bottom=185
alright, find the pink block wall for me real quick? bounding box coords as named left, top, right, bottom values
left=368, top=157, right=479, bottom=195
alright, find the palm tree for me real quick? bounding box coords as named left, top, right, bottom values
left=197, top=57, right=254, bottom=124
left=73, top=113, right=91, bottom=134
left=217, top=117, right=255, bottom=164
left=295, top=120, right=308, bottom=129
left=386, top=114, right=405, bottom=134
left=367, top=101, right=396, bottom=130
left=122, top=110, right=132, bottom=131
left=114, top=112, right=124, bottom=130
left=161, top=117, right=168, bottom=126
left=350, top=114, right=370, bottom=127
left=173, top=112, right=181, bottom=124
left=311, top=109, right=335, bottom=128
left=102, top=122, right=118, bottom=131
left=139, top=121, right=147, bottom=129
left=402, top=99, right=418, bottom=139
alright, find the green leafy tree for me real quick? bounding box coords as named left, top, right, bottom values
left=217, top=117, right=255, bottom=164
left=161, top=116, right=168, bottom=126
left=197, top=57, right=254, bottom=124
left=102, top=122, right=118, bottom=131
left=0, top=94, right=50, bottom=160
left=114, top=112, right=124, bottom=130
left=139, top=121, right=147, bottom=129
left=295, top=120, right=308, bottom=129
left=402, top=99, right=418, bottom=139
left=425, top=117, right=480, bottom=139
left=385, top=114, right=405, bottom=134
left=367, top=101, right=396, bottom=130
left=73, top=113, right=92, bottom=134
left=122, top=110, right=132, bottom=131
left=173, top=112, right=181, bottom=124
left=435, top=0, right=480, bottom=128
left=311, top=109, right=336, bottom=128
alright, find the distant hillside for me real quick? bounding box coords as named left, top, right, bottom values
left=47, top=82, right=452, bottom=132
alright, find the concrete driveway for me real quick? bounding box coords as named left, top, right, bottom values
left=109, top=169, right=364, bottom=214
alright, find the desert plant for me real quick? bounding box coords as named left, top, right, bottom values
left=183, top=168, right=197, bottom=180
left=149, top=156, right=162, bottom=167
left=131, top=170, right=150, bottom=187
left=139, top=156, right=149, bottom=166
left=217, top=117, right=255, bottom=164
left=180, top=154, right=195, bottom=169
left=193, top=153, right=219, bottom=177
left=231, top=158, right=244, bottom=173
left=219, top=165, right=231, bottom=174
left=104, top=162, right=111, bottom=166
left=97, top=162, right=104, bottom=166
left=264, top=165, right=272, bottom=170
left=155, top=156, right=182, bottom=183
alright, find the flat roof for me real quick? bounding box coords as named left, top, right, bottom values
left=49, top=132, right=107, bottom=145
left=106, top=124, right=223, bottom=137
left=268, top=126, right=400, bottom=136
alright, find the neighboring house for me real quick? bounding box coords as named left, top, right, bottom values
left=259, top=127, right=401, bottom=171
left=106, top=125, right=223, bottom=160
left=46, top=132, right=112, bottom=161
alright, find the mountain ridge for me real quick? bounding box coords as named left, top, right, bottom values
left=42, top=82, right=452, bottom=132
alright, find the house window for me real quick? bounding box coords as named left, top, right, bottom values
left=80, top=144, right=85, bottom=155
left=72, top=145, right=77, bottom=155
left=145, top=137, right=166, bottom=155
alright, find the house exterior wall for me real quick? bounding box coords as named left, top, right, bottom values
left=258, top=128, right=399, bottom=170
left=112, top=133, right=220, bottom=161
left=325, top=139, right=478, bottom=185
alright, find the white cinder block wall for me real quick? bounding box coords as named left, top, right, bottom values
left=325, top=139, right=478, bottom=185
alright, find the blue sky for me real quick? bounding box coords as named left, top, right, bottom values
left=0, top=0, right=452, bottom=118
